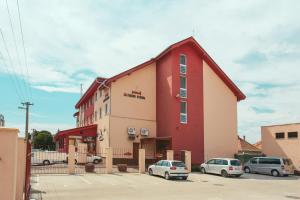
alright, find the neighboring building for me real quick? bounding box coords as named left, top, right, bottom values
left=253, top=140, right=262, bottom=149
left=54, top=37, right=246, bottom=164
left=261, top=123, right=300, bottom=171
left=0, top=114, right=4, bottom=127
left=237, top=136, right=262, bottom=155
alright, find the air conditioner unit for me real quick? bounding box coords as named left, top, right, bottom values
left=127, top=127, right=136, bottom=135
left=140, top=128, right=149, bottom=136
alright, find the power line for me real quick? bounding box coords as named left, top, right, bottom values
left=5, top=0, right=30, bottom=101
left=0, top=29, right=26, bottom=101
left=16, top=0, right=33, bottom=102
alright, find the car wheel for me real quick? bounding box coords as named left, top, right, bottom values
left=221, top=170, right=228, bottom=177
left=43, top=160, right=50, bottom=165
left=93, top=159, right=100, bottom=164
left=201, top=167, right=206, bottom=174
left=165, top=172, right=170, bottom=180
left=244, top=167, right=251, bottom=173
left=271, top=170, right=279, bottom=177
left=149, top=169, right=153, bottom=176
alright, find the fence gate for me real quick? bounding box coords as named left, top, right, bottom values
left=30, top=145, right=69, bottom=174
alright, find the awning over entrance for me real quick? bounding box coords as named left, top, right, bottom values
left=54, top=124, right=97, bottom=141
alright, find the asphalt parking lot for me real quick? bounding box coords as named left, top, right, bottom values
left=30, top=173, right=300, bottom=200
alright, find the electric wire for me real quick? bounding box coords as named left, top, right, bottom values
left=16, top=0, right=33, bottom=102
left=5, top=0, right=30, bottom=101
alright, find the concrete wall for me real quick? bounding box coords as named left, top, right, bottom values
left=0, top=128, right=19, bottom=200
left=261, top=124, right=300, bottom=171
left=203, top=60, right=238, bottom=161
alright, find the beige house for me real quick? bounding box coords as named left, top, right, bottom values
left=261, top=123, right=300, bottom=171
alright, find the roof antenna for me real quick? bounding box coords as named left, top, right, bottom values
left=80, top=83, right=83, bottom=97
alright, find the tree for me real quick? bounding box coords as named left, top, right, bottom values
left=31, top=130, right=56, bottom=150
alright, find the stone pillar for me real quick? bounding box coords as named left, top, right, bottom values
left=184, top=151, right=191, bottom=172
left=77, top=143, right=87, bottom=164
left=0, top=128, right=18, bottom=200
left=68, top=145, right=75, bottom=174
left=105, top=147, right=113, bottom=174
left=139, top=149, right=145, bottom=174
left=166, top=150, right=174, bottom=160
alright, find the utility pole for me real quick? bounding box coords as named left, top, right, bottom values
left=19, top=102, right=33, bottom=141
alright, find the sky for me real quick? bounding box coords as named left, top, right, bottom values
left=0, top=0, right=299, bottom=143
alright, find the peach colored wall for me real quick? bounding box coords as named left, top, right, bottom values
left=107, top=63, right=156, bottom=150
left=109, top=116, right=156, bottom=149
left=110, top=63, right=156, bottom=120
left=16, top=138, right=26, bottom=200
left=261, top=124, right=300, bottom=170
left=94, top=88, right=111, bottom=152
left=0, top=128, right=18, bottom=200
left=203, top=61, right=238, bottom=160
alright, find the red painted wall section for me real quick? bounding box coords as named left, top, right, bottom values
left=157, top=43, right=204, bottom=164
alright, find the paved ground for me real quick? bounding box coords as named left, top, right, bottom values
left=30, top=173, right=300, bottom=200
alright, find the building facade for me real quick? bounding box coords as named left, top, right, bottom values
left=55, top=37, right=245, bottom=164
left=261, top=123, right=300, bottom=171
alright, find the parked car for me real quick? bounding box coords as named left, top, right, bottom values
left=244, top=157, right=295, bottom=177
left=66, top=154, right=103, bottom=164
left=148, top=160, right=189, bottom=180
left=200, top=158, right=243, bottom=177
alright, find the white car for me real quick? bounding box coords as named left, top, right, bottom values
left=66, top=154, right=102, bottom=164
left=148, top=160, right=189, bottom=180
left=200, top=158, right=243, bottom=177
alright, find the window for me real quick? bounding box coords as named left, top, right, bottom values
left=95, top=111, right=97, bottom=121
left=180, top=101, right=187, bottom=123
left=275, top=132, right=285, bottom=139
left=162, top=161, right=170, bottom=167
left=156, top=160, right=163, bottom=166
left=95, top=92, right=98, bottom=101
left=171, top=161, right=186, bottom=167
left=99, top=89, right=102, bottom=98
left=207, top=159, right=215, bottom=164
left=250, top=158, right=258, bottom=164
left=179, top=54, right=186, bottom=74
left=180, top=76, right=187, bottom=98
left=259, top=158, right=281, bottom=165
left=215, top=159, right=224, bottom=165
left=230, top=160, right=241, bottom=166
left=105, top=103, right=109, bottom=115
left=288, top=132, right=298, bottom=139
left=99, top=108, right=102, bottom=119
left=222, top=160, right=229, bottom=165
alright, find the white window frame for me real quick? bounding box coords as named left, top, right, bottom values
left=180, top=101, right=187, bottom=124
left=180, top=75, right=187, bottom=98
left=180, top=54, right=187, bottom=75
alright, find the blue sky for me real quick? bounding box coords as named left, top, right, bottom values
left=0, top=0, right=300, bottom=143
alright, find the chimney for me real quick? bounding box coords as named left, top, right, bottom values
left=243, top=135, right=246, bottom=141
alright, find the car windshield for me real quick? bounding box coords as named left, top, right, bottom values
left=283, top=158, right=293, bottom=165
left=230, top=160, right=241, bottom=166
left=172, top=161, right=186, bottom=167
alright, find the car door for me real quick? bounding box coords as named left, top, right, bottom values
left=206, top=159, right=216, bottom=173
left=160, top=161, right=169, bottom=176
left=249, top=158, right=259, bottom=172
left=153, top=160, right=163, bottom=175
left=214, top=159, right=224, bottom=174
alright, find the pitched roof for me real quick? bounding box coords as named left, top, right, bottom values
left=253, top=141, right=262, bottom=149
left=75, top=36, right=246, bottom=108
left=238, top=136, right=262, bottom=152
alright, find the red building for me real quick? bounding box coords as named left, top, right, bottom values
left=55, top=37, right=245, bottom=164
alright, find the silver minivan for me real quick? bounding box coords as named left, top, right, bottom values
left=244, top=157, right=295, bottom=177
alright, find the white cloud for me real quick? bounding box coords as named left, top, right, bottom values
left=0, top=0, right=300, bottom=143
